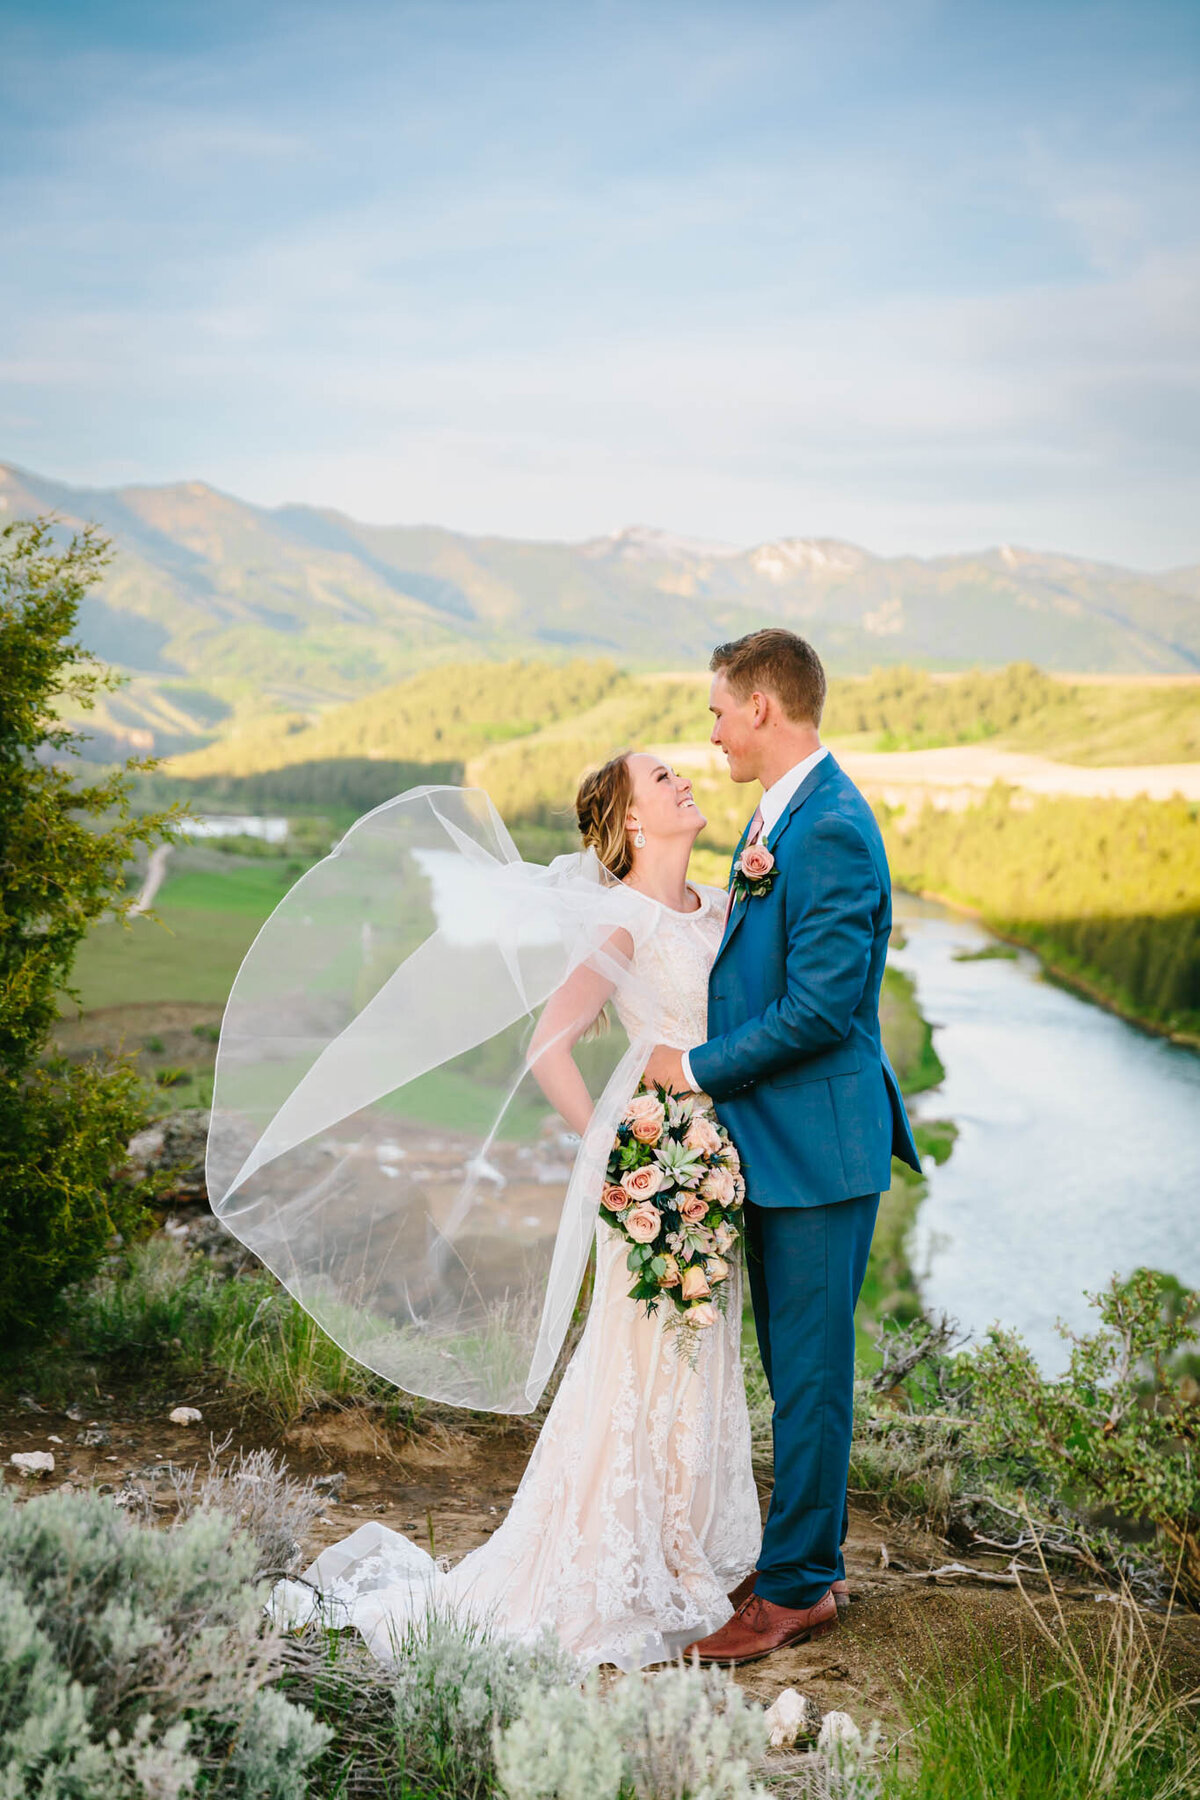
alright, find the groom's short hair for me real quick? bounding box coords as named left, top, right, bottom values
left=710, top=629, right=827, bottom=726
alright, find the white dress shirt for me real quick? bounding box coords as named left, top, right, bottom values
left=679, top=745, right=828, bottom=1093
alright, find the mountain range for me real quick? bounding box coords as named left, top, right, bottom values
left=3, top=460, right=1197, bottom=758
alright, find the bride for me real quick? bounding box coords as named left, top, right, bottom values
left=209, top=752, right=760, bottom=1671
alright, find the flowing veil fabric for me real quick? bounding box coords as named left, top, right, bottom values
left=206, top=786, right=664, bottom=1413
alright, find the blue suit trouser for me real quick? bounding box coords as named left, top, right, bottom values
left=743, top=1191, right=879, bottom=1611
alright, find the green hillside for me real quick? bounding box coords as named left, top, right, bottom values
left=173, top=658, right=627, bottom=778
left=822, top=664, right=1200, bottom=763
left=5, top=460, right=1199, bottom=767
left=882, top=792, right=1200, bottom=1038
left=161, top=660, right=1200, bottom=833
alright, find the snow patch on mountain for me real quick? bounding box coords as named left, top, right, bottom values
left=749, top=539, right=869, bottom=581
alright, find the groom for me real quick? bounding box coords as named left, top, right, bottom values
left=644, top=627, right=920, bottom=1664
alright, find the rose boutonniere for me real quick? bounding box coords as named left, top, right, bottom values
left=729, top=842, right=777, bottom=903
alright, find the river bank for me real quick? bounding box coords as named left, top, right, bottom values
left=903, top=883, right=1200, bottom=1053
left=878, top=789, right=1200, bottom=1043
left=890, top=895, right=1200, bottom=1370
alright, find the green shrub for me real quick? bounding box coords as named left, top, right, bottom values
left=0, top=517, right=179, bottom=1338
left=0, top=1057, right=153, bottom=1341
left=0, top=1485, right=329, bottom=1798
left=848, top=1273, right=1199, bottom=1611
left=971, top=1268, right=1200, bottom=1608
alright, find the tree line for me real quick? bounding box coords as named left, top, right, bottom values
left=881, top=787, right=1200, bottom=1036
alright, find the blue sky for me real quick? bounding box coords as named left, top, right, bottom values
left=2, top=0, right=1198, bottom=565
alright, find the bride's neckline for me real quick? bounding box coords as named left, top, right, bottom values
left=620, top=880, right=706, bottom=917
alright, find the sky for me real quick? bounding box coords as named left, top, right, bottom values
left=1, top=0, right=1198, bottom=567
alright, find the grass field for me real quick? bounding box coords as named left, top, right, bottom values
left=67, top=859, right=302, bottom=1011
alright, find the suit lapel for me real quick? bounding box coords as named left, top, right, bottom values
left=712, top=807, right=759, bottom=967
left=712, top=753, right=839, bottom=972
left=763, top=751, right=839, bottom=856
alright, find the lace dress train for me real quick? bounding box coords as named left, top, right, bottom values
left=277, top=883, right=761, bottom=1671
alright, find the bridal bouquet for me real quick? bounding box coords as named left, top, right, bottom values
left=600, top=1084, right=745, bottom=1337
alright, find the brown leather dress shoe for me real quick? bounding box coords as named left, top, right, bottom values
left=727, top=1571, right=850, bottom=1614
left=726, top=1570, right=758, bottom=1609
left=686, top=1589, right=838, bottom=1665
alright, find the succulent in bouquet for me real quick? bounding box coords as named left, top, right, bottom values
left=599, top=1083, right=745, bottom=1340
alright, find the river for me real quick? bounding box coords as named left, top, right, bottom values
left=890, top=894, right=1200, bottom=1374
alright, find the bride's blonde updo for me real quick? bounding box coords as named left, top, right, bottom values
left=575, top=752, right=635, bottom=880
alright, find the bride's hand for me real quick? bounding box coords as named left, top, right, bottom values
left=643, top=1045, right=688, bottom=1093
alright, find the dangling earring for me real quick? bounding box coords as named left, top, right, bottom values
left=633, top=827, right=646, bottom=848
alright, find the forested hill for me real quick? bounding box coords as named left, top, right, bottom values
left=3, top=460, right=1198, bottom=759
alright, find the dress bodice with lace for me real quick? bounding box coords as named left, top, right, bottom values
left=611, top=880, right=726, bottom=1050
left=275, top=879, right=761, bottom=1671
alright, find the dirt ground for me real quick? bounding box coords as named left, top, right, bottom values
left=5, top=1377, right=1199, bottom=1752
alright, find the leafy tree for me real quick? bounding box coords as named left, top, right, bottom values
left=0, top=518, right=180, bottom=1337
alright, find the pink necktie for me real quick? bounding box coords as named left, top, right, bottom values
left=724, top=805, right=764, bottom=925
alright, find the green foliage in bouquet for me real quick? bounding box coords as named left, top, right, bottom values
left=0, top=518, right=180, bottom=1337
left=600, top=1084, right=744, bottom=1331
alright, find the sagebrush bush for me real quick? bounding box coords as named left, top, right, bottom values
left=388, top=1612, right=582, bottom=1799
left=168, top=1440, right=328, bottom=1582
left=281, top=1610, right=581, bottom=1800
left=0, top=1486, right=328, bottom=1798
left=495, top=1659, right=768, bottom=1800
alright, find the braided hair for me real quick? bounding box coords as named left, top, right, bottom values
left=575, top=752, right=635, bottom=880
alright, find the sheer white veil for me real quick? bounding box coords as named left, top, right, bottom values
left=206, top=786, right=664, bottom=1414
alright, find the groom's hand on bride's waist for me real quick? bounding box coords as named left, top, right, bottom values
left=643, top=1045, right=692, bottom=1093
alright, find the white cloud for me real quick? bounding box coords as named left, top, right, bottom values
left=1, top=0, right=1197, bottom=565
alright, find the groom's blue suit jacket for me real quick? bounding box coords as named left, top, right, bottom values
left=688, top=754, right=921, bottom=1209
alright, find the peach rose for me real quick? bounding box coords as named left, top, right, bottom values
left=688, top=1301, right=717, bottom=1328
left=625, top=1201, right=662, bottom=1243
left=657, top=1254, right=681, bottom=1287
left=601, top=1183, right=631, bottom=1212
left=625, top=1093, right=666, bottom=1132
left=680, top=1263, right=711, bottom=1301
left=704, top=1255, right=729, bottom=1284
left=713, top=1221, right=736, bottom=1254
left=630, top=1114, right=663, bottom=1145
left=621, top=1162, right=664, bottom=1201
left=700, top=1166, right=736, bottom=1206
left=738, top=844, right=775, bottom=881
left=684, top=1114, right=722, bottom=1156
left=678, top=1192, right=709, bottom=1224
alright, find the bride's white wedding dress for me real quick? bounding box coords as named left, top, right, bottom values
left=276, top=882, right=761, bottom=1671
